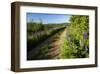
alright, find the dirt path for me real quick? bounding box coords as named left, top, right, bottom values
left=27, top=28, right=67, bottom=60
left=53, top=28, right=67, bottom=59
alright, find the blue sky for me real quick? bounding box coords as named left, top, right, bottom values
left=27, top=13, right=71, bottom=24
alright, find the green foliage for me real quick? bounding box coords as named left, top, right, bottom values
left=61, top=15, right=89, bottom=59
left=27, top=22, right=44, bottom=33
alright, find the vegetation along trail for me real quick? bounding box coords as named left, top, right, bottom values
left=27, top=27, right=66, bottom=60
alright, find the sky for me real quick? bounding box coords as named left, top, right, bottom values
left=27, top=13, right=71, bottom=24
